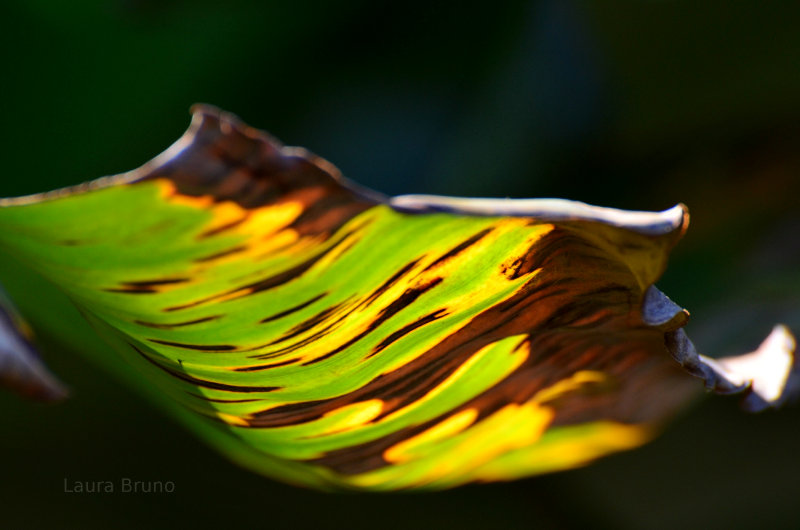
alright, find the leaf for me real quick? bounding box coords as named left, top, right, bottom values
left=0, top=289, right=67, bottom=401
left=0, top=105, right=796, bottom=490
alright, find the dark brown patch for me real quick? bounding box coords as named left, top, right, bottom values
left=234, top=358, right=301, bottom=372
left=166, top=227, right=359, bottom=312
left=198, top=214, right=250, bottom=238
left=194, top=245, right=248, bottom=263
left=423, top=228, right=493, bottom=271
left=105, top=288, right=159, bottom=295
left=260, top=293, right=327, bottom=323
left=134, top=316, right=221, bottom=329
left=107, top=278, right=190, bottom=294
left=186, top=393, right=261, bottom=403
left=301, top=277, right=444, bottom=366
left=359, top=259, right=421, bottom=309
left=148, top=339, right=237, bottom=352
left=267, top=301, right=347, bottom=345
left=247, top=230, right=360, bottom=295
left=139, top=105, right=378, bottom=237
left=132, top=344, right=280, bottom=393
left=367, top=309, right=449, bottom=358
left=124, top=278, right=190, bottom=288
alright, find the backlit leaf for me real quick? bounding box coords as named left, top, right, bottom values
left=0, top=105, right=796, bottom=490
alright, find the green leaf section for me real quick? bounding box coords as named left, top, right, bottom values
left=0, top=110, right=697, bottom=490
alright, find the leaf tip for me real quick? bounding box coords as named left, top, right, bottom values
left=669, top=324, right=799, bottom=412
left=712, top=324, right=798, bottom=412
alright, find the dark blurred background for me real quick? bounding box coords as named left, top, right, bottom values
left=2, top=1, right=799, bottom=528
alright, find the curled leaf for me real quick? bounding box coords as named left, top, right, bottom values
left=668, top=325, right=798, bottom=412
left=0, top=289, right=67, bottom=401
left=0, top=105, right=795, bottom=490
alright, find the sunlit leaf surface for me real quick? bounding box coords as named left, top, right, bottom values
left=0, top=106, right=795, bottom=490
